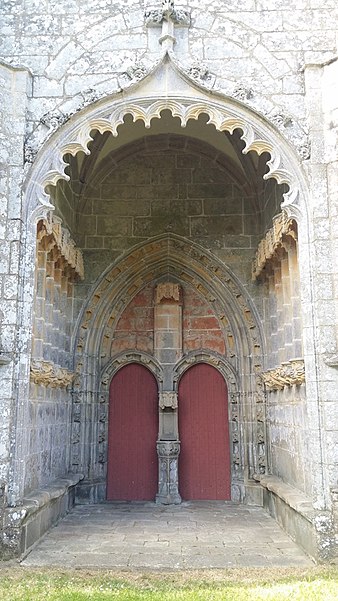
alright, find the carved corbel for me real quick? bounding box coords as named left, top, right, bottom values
left=261, top=358, right=305, bottom=391
left=30, top=359, right=74, bottom=388
left=155, top=282, right=182, bottom=304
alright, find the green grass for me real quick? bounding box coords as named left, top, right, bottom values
left=0, top=567, right=337, bottom=601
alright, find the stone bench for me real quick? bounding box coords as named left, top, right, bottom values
left=3, top=473, right=83, bottom=558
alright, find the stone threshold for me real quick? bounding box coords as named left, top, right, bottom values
left=3, top=473, right=83, bottom=559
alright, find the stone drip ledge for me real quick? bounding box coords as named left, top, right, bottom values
left=254, top=474, right=315, bottom=521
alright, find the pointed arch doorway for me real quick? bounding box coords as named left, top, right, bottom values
left=178, top=363, right=231, bottom=500
left=107, top=363, right=158, bottom=501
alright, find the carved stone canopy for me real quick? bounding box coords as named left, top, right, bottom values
left=155, top=282, right=182, bottom=304
left=252, top=211, right=297, bottom=280
left=159, top=391, right=178, bottom=409
left=37, top=214, right=84, bottom=281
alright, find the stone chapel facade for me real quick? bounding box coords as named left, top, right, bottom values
left=0, top=0, right=337, bottom=562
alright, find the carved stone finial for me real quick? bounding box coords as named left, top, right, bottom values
left=145, top=1, right=190, bottom=27
left=145, top=1, right=190, bottom=53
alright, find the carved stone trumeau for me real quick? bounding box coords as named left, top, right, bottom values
left=261, top=359, right=305, bottom=391
left=30, top=359, right=74, bottom=388
left=156, top=440, right=181, bottom=505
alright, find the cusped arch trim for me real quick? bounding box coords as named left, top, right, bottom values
left=24, top=57, right=309, bottom=223
left=101, top=351, right=163, bottom=391
left=173, top=350, right=239, bottom=396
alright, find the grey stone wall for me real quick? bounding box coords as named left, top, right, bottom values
left=25, top=387, right=71, bottom=493
left=0, top=61, right=31, bottom=507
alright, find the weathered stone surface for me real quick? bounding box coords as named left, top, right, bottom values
left=0, top=0, right=337, bottom=565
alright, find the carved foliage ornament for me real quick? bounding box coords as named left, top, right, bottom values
left=30, top=359, right=74, bottom=388
left=261, top=359, right=305, bottom=391
left=252, top=211, right=297, bottom=280
left=233, top=85, right=254, bottom=102
left=40, top=111, right=69, bottom=131
left=145, top=0, right=190, bottom=27
left=157, top=440, right=180, bottom=457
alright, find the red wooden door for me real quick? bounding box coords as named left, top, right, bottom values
left=178, top=363, right=231, bottom=500
left=107, top=363, right=158, bottom=501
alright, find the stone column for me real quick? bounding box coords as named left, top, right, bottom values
left=154, top=283, right=182, bottom=504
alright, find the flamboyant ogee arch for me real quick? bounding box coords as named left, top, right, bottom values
left=23, top=58, right=309, bottom=225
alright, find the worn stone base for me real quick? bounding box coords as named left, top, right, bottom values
left=257, top=474, right=335, bottom=562
left=1, top=474, right=83, bottom=559
left=75, top=479, right=106, bottom=504
left=243, top=482, right=264, bottom=506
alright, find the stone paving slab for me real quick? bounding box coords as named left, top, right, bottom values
left=22, top=502, right=313, bottom=569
